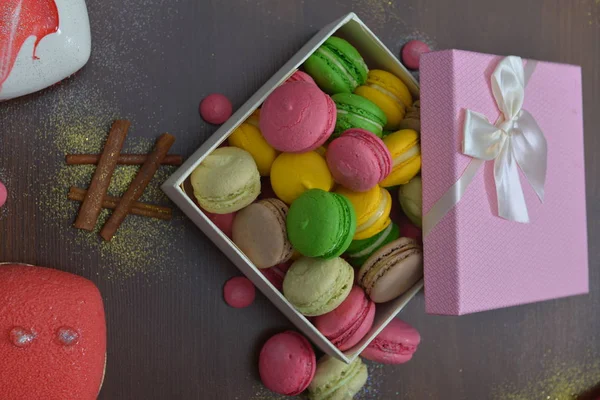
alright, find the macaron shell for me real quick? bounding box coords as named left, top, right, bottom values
left=360, top=318, right=421, bottom=364
left=232, top=199, right=293, bottom=268
left=380, top=154, right=421, bottom=187
left=260, top=261, right=291, bottom=291
left=246, top=108, right=261, bottom=128
left=314, top=286, right=376, bottom=351
left=283, top=257, right=354, bottom=316
left=286, top=189, right=355, bottom=259
left=365, top=69, right=413, bottom=107
left=304, top=37, right=368, bottom=94
left=270, top=151, right=334, bottom=205
left=326, top=129, right=392, bottom=192
left=337, top=186, right=392, bottom=240
left=399, top=176, right=422, bottom=228
left=200, top=209, right=236, bottom=238
left=380, top=129, right=421, bottom=187
left=332, top=93, right=387, bottom=138
left=309, top=356, right=368, bottom=400
left=287, top=70, right=317, bottom=85
left=355, top=85, right=406, bottom=130
left=190, top=147, right=261, bottom=214
left=260, top=81, right=335, bottom=153
left=227, top=123, right=277, bottom=176
left=358, top=237, right=423, bottom=303
left=259, top=331, right=316, bottom=396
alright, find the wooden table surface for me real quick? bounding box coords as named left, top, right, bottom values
left=1, top=0, right=599, bottom=399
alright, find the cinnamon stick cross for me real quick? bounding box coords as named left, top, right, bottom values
left=70, top=120, right=177, bottom=240
left=100, top=133, right=176, bottom=241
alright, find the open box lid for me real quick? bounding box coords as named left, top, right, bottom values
left=418, top=50, right=589, bottom=315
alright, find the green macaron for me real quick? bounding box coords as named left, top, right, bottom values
left=286, top=189, right=356, bottom=258
left=283, top=257, right=354, bottom=316
left=399, top=176, right=422, bottom=228
left=345, top=222, right=400, bottom=267
left=331, top=93, right=387, bottom=138
left=308, top=355, right=368, bottom=400
left=303, top=36, right=369, bottom=94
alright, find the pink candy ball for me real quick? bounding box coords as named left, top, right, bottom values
left=401, top=40, right=430, bottom=70
left=223, top=277, right=256, bottom=308
left=199, top=94, right=233, bottom=124
left=0, top=181, right=7, bottom=208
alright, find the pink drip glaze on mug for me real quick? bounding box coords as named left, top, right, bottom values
left=0, top=0, right=60, bottom=90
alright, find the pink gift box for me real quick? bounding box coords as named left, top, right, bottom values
left=420, top=50, right=588, bottom=315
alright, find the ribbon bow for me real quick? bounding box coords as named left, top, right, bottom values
left=463, top=56, right=547, bottom=223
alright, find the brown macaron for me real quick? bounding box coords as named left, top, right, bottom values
left=232, top=198, right=294, bottom=269
left=357, top=237, right=423, bottom=303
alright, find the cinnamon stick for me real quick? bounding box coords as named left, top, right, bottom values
left=100, top=133, right=175, bottom=241
left=68, top=187, right=172, bottom=220
left=66, top=154, right=183, bottom=166
left=74, top=120, right=130, bottom=231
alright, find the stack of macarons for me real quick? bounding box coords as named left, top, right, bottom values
left=257, top=317, right=421, bottom=398
left=190, top=36, right=425, bottom=396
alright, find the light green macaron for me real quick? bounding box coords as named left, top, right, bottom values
left=190, top=147, right=261, bottom=214
left=399, top=176, right=422, bottom=228
left=283, top=257, right=354, bottom=317
left=309, top=356, right=368, bottom=400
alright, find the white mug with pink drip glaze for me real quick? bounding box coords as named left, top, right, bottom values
left=0, top=0, right=91, bottom=101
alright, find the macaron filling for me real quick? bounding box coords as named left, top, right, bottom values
left=322, top=40, right=368, bottom=86
left=197, top=179, right=260, bottom=211
left=370, top=338, right=418, bottom=355
left=367, top=83, right=404, bottom=105
left=393, top=144, right=421, bottom=167
left=349, top=223, right=394, bottom=259
left=310, top=357, right=365, bottom=399
left=336, top=109, right=383, bottom=132
left=355, top=188, right=389, bottom=235
left=316, top=46, right=359, bottom=88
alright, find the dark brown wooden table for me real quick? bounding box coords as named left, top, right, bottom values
left=1, top=0, right=599, bottom=398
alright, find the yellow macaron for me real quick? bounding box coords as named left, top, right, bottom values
left=336, top=185, right=392, bottom=240
left=354, top=70, right=413, bottom=130
left=246, top=108, right=261, bottom=128
left=228, top=122, right=277, bottom=176
left=380, top=129, right=421, bottom=187
left=270, top=151, right=334, bottom=204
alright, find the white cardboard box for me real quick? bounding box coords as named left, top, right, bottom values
left=162, top=12, right=423, bottom=363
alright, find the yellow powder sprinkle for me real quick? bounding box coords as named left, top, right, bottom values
left=36, top=98, right=185, bottom=279
left=493, top=361, right=600, bottom=400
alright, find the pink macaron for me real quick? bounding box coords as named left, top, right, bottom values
left=260, top=261, right=292, bottom=291
left=314, top=286, right=376, bottom=351
left=287, top=70, right=316, bottom=85
left=259, top=331, right=316, bottom=396
left=326, top=128, right=392, bottom=192
left=260, top=81, right=335, bottom=153
left=360, top=318, right=421, bottom=364
left=201, top=208, right=236, bottom=238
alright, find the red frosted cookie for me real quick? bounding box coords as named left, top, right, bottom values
left=0, top=264, right=106, bottom=400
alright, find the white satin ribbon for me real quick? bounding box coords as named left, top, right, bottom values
left=423, top=56, right=547, bottom=236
